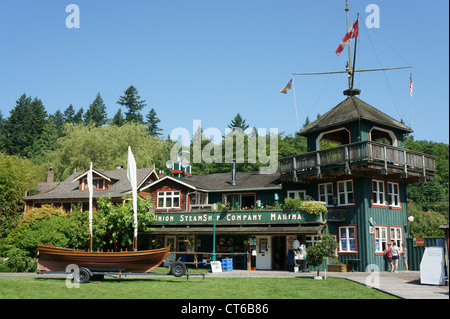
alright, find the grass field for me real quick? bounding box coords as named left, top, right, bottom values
left=0, top=276, right=397, bottom=299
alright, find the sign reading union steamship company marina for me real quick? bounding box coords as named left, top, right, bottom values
left=155, top=210, right=323, bottom=225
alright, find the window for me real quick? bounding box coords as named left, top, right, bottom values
left=157, top=191, right=180, bottom=209
left=287, top=190, right=306, bottom=200
left=375, top=226, right=388, bottom=253
left=390, top=227, right=402, bottom=247
left=305, top=235, right=321, bottom=248
left=318, top=183, right=333, bottom=206
left=83, top=178, right=105, bottom=190
left=339, top=226, right=356, bottom=252
left=337, top=180, right=354, bottom=206
left=223, top=193, right=255, bottom=209
left=387, top=182, right=400, bottom=207
left=372, top=180, right=385, bottom=206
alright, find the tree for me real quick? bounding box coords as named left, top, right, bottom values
left=45, top=123, right=172, bottom=181
left=84, top=93, right=108, bottom=127
left=146, top=108, right=163, bottom=137
left=96, top=196, right=155, bottom=250
left=112, top=109, right=125, bottom=127
left=0, top=154, right=44, bottom=238
left=306, top=234, right=338, bottom=278
left=3, top=94, right=48, bottom=158
left=228, top=113, right=249, bottom=131
left=117, top=85, right=146, bottom=123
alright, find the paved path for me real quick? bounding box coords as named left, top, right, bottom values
left=1, top=270, right=448, bottom=299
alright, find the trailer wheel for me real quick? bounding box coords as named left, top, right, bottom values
left=75, top=267, right=91, bottom=284
left=170, top=261, right=186, bottom=277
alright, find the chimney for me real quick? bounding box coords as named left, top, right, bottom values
left=47, top=166, right=54, bottom=183
left=158, top=170, right=164, bottom=178
left=117, top=165, right=124, bottom=170
left=231, top=159, right=236, bottom=186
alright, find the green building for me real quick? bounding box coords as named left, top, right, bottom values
left=279, top=95, right=436, bottom=271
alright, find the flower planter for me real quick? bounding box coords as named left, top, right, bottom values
left=327, top=264, right=351, bottom=272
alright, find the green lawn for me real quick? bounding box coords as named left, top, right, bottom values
left=0, top=276, right=396, bottom=299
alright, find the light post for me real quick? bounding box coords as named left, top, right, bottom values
left=212, top=203, right=217, bottom=261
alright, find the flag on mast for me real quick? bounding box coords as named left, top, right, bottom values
left=87, top=162, right=93, bottom=251
left=280, top=78, right=293, bottom=94
left=336, top=18, right=359, bottom=55
left=408, top=74, right=413, bottom=96
left=127, top=146, right=138, bottom=250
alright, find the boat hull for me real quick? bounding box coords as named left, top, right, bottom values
left=37, top=243, right=170, bottom=273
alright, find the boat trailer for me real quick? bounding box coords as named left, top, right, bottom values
left=37, top=258, right=206, bottom=283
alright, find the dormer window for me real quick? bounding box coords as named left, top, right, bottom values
left=82, top=178, right=106, bottom=190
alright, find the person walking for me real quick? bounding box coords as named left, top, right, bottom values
left=401, top=243, right=409, bottom=273
left=385, top=242, right=393, bottom=272
left=391, top=242, right=400, bottom=273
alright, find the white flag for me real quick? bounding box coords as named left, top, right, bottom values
left=127, top=146, right=138, bottom=247
left=87, top=162, right=93, bottom=238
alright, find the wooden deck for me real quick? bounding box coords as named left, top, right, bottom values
left=279, top=141, right=436, bottom=183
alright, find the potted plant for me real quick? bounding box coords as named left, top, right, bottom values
left=306, top=234, right=338, bottom=279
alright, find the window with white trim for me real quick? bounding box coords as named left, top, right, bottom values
left=387, top=182, right=400, bottom=207
left=157, top=191, right=180, bottom=209
left=337, top=180, right=354, bottom=206
left=318, top=183, right=333, bottom=206
left=287, top=190, right=306, bottom=200
left=83, top=178, right=105, bottom=190
left=390, top=227, right=402, bottom=247
left=339, top=226, right=356, bottom=252
left=372, top=180, right=385, bottom=206
left=305, top=235, right=321, bottom=248
left=375, top=226, right=388, bottom=253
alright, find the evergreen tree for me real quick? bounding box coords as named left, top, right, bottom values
left=73, top=107, right=84, bottom=125
left=63, top=104, right=76, bottom=124
left=303, top=116, right=311, bottom=128
left=112, top=109, right=125, bottom=127
left=117, top=85, right=146, bottom=123
left=146, top=108, right=163, bottom=136
left=228, top=113, right=249, bottom=131
left=84, top=93, right=108, bottom=127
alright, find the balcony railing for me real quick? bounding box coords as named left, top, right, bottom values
left=279, top=140, right=436, bottom=180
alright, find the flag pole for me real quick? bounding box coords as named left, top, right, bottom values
left=350, top=13, right=359, bottom=91
left=88, top=162, right=93, bottom=252
left=292, top=76, right=300, bottom=132
left=409, top=71, right=413, bottom=129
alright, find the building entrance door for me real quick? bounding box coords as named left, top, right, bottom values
left=255, top=236, right=272, bottom=269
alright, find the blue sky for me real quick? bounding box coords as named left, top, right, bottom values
left=0, top=0, right=448, bottom=144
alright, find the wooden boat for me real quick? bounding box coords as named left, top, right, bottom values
left=37, top=243, right=171, bottom=273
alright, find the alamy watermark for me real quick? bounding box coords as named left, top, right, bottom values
left=65, top=4, right=80, bottom=29
left=170, top=120, right=278, bottom=174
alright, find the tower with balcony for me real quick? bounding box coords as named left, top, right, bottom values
left=279, top=95, right=436, bottom=271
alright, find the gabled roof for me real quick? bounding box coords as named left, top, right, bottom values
left=25, top=168, right=157, bottom=201
left=299, top=96, right=413, bottom=136
left=141, top=171, right=282, bottom=192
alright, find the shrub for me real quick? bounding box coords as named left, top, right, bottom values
left=283, top=198, right=327, bottom=215
left=4, top=248, right=36, bottom=272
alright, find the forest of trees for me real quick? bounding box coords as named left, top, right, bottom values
left=0, top=86, right=448, bottom=249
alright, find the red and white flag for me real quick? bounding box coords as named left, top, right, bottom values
left=408, top=74, right=413, bottom=96
left=336, top=18, right=359, bottom=55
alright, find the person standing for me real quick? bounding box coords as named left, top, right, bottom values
left=391, top=242, right=400, bottom=273
left=401, top=243, right=409, bottom=273
left=385, top=242, right=393, bottom=272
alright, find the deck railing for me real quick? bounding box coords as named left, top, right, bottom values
left=280, top=140, right=436, bottom=178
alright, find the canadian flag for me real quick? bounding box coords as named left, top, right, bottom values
left=336, top=18, right=359, bottom=55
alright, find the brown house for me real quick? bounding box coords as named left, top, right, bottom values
left=24, top=166, right=159, bottom=212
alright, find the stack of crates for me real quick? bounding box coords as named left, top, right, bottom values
left=221, top=258, right=233, bottom=271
